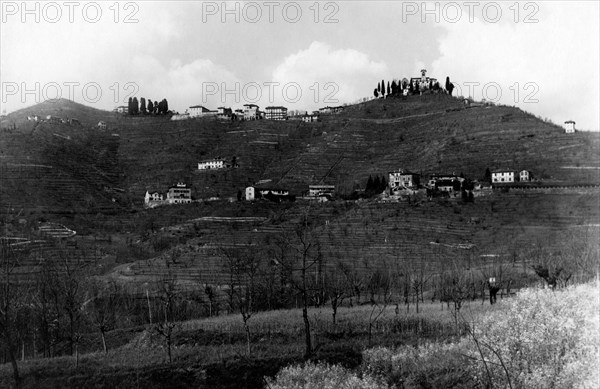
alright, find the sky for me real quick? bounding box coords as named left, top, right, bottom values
left=1, top=1, right=599, bottom=131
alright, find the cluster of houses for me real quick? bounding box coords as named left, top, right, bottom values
left=144, top=182, right=193, bottom=208
left=169, top=103, right=346, bottom=123
left=27, top=115, right=82, bottom=126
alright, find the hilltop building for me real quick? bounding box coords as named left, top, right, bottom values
left=265, top=106, right=288, bottom=120
left=564, top=120, right=576, bottom=133
left=319, top=106, right=344, bottom=114
left=217, top=107, right=233, bottom=120
left=302, top=112, right=320, bottom=122
left=243, top=104, right=260, bottom=120
left=189, top=105, right=216, bottom=118
left=97, top=121, right=107, bottom=129
left=410, top=69, right=438, bottom=92
left=116, top=106, right=128, bottom=114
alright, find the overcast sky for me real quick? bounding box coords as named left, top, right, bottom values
left=1, top=1, right=598, bottom=130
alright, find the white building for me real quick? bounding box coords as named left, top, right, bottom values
left=217, top=107, right=232, bottom=120
left=198, top=158, right=227, bottom=170
left=302, top=112, right=320, bottom=122
left=519, top=170, right=530, bottom=182
left=189, top=105, right=216, bottom=118
left=265, top=106, right=288, bottom=120
left=144, top=191, right=164, bottom=208
left=116, top=106, right=128, bottom=114
left=97, top=121, right=107, bottom=129
left=308, top=185, right=335, bottom=197
left=243, top=104, right=260, bottom=120
left=166, top=183, right=192, bottom=204
left=491, top=170, right=516, bottom=184
left=389, top=170, right=420, bottom=189
left=564, top=120, right=576, bottom=133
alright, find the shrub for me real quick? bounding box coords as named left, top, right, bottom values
left=266, top=362, right=387, bottom=389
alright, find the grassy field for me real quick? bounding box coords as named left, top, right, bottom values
left=0, top=297, right=501, bottom=388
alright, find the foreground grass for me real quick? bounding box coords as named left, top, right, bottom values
left=0, top=298, right=495, bottom=388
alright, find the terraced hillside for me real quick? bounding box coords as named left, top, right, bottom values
left=1, top=95, right=598, bottom=295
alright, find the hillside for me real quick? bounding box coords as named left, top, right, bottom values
left=1, top=93, right=599, bottom=389
left=110, top=94, right=599, bottom=202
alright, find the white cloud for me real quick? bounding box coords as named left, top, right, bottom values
left=431, top=2, right=599, bottom=131
left=271, top=41, right=390, bottom=110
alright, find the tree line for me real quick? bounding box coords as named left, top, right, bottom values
left=373, top=76, right=455, bottom=98
left=127, top=97, right=170, bottom=115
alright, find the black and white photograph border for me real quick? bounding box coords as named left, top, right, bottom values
left=1, top=1, right=599, bottom=388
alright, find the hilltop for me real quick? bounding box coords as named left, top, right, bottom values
left=2, top=98, right=119, bottom=132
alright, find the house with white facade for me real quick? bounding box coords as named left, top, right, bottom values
left=519, top=170, right=531, bottom=182
left=564, top=120, right=576, bottom=133
left=426, top=174, right=464, bottom=192
left=189, top=105, right=217, bottom=118
left=217, top=107, right=233, bottom=120
left=144, top=190, right=164, bottom=208
left=265, top=106, right=288, bottom=120
left=97, top=121, right=107, bottom=130
left=491, top=170, right=516, bottom=184
left=166, top=183, right=192, bottom=204
left=243, top=104, right=260, bottom=120
left=116, top=106, right=128, bottom=114
left=198, top=158, right=227, bottom=170
left=308, top=185, right=335, bottom=197
left=389, top=170, right=420, bottom=190
left=302, top=112, right=320, bottom=122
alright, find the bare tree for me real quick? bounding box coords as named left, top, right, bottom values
left=220, top=244, right=264, bottom=356
left=88, top=280, right=122, bottom=353
left=366, top=264, right=394, bottom=346
left=153, top=272, right=180, bottom=364
left=0, top=240, right=25, bottom=387
left=274, top=210, right=323, bottom=358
